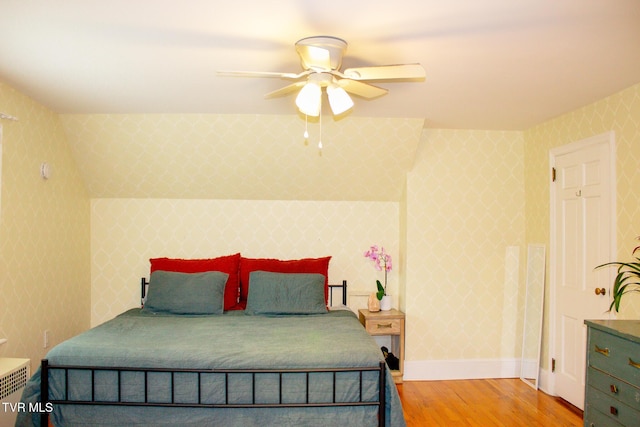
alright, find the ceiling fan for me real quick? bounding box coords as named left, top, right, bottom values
left=218, top=36, right=426, bottom=117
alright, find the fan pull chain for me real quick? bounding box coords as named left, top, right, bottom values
left=303, top=114, right=309, bottom=139
left=318, top=110, right=323, bottom=150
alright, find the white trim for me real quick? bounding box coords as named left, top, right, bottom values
left=538, top=367, right=552, bottom=395
left=404, top=358, right=520, bottom=381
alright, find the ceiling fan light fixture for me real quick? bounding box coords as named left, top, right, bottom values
left=327, top=84, right=354, bottom=115
left=220, top=36, right=425, bottom=118
left=295, top=82, right=322, bottom=116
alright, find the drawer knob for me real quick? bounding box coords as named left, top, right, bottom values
left=595, top=287, right=606, bottom=296
left=594, top=345, right=610, bottom=356
left=377, top=323, right=393, bottom=329
left=610, top=406, right=618, bottom=416
left=630, top=357, right=640, bottom=369
left=610, top=384, right=618, bottom=394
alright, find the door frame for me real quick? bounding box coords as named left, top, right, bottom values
left=547, top=130, right=616, bottom=396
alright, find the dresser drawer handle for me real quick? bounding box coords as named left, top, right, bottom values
left=595, top=345, right=610, bottom=356
left=610, top=384, right=618, bottom=394
left=377, top=323, right=393, bottom=329
left=610, top=406, right=618, bottom=416
left=629, top=357, right=640, bottom=369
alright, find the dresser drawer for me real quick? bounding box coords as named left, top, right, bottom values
left=588, top=367, right=640, bottom=411
left=589, top=328, right=640, bottom=385
left=584, top=405, right=624, bottom=427
left=365, top=318, right=401, bottom=335
left=587, top=386, right=640, bottom=426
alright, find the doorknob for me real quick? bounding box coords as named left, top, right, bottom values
left=595, top=288, right=606, bottom=296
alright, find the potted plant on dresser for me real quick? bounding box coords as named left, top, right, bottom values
left=596, top=235, right=640, bottom=313
left=584, top=236, right=640, bottom=426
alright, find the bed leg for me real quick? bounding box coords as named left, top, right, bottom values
left=41, top=359, right=49, bottom=427
left=379, top=361, right=386, bottom=427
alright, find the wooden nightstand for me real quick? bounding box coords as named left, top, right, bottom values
left=358, top=308, right=405, bottom=383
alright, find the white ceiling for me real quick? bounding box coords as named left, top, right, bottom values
left=2, top=0, right=640, bottom=130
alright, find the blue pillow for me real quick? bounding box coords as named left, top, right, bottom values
left=144, top=270, right=228, bottom=315
left=245, top=271, right=327, bottom=315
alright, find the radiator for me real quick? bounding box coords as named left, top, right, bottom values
left=0, top=358, right=30, bottom=427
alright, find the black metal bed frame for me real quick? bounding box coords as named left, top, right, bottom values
left=141, top=278, right=348, bottom=306
left=41, top=279, right=388, bottom=426
left=40, top=361, right=386, bottom=426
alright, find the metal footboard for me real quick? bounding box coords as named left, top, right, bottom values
left=41, top=359, right=385, bottom=426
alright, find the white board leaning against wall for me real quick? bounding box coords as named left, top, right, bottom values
left=0, top=123, right=3, bottom=221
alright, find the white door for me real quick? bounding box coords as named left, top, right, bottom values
left=550, top=132, right=615, bottom=410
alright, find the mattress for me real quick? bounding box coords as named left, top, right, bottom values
left=18, top=308, right=406, bottom=426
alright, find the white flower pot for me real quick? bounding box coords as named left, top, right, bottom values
left=380, top=295, right=392, bottom=311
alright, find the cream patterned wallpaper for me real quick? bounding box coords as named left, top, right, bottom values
left=0, top=81, right=91, bottom=366
left=60, top=114, right=424, bottom=202
left=2, top=75, right=638, bottom=381
left=91, top=199, right=399, bottom=326
left=404, top=129, right=526, bottom=361
left=524, top=82, right=640, bottom=370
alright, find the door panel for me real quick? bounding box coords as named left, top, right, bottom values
left=551, top=132, right=614, bottom=410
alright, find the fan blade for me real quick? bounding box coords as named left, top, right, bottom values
left=342, top=64, right=425, bottom=81
left=217, top=70, right=310, bottom=80
left=264, top=81, right=306, bottom=98
left=337, top=79, right=388, bottom=99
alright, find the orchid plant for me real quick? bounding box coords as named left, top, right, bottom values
left=364, top=245, right=393, bottom=300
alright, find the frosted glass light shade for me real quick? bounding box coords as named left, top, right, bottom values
left=327, top=85, right=354, bottom=115
left=295, top=82, right=321, bottom=116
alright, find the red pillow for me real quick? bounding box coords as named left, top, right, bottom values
left=239, top=256, right=331, bottom=303
left=150, top=253, right=241, bottom=311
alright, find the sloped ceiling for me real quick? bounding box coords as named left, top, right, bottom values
left=60, top=114, right=423, bottom=201
left=2, top=1, right=640, bottom=201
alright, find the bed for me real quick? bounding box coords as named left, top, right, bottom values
left=17, top=255, right=406, bottom=426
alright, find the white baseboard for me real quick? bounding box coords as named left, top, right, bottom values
left=404, top=358, right=521, bottom=381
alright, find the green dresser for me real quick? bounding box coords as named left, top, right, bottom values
left=584, top=320, right=640, bottom=427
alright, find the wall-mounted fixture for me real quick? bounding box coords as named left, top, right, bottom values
left=0, top=112, right=19, bottom=121
left=40, top=162, right=52, bottom=180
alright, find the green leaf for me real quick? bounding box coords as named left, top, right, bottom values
left=376, top=280, right=385, bottom=300
left=596, top=249, right=640, bottom=313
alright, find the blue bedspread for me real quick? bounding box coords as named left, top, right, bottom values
left=17, top=308, right=406, bottom=426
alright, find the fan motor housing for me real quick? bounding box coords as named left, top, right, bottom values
left=295, top=36, right=347, bottom=71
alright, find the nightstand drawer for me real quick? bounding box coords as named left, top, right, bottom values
left=365, top=318, right=401, bottom=335
left=588, top=367, right=640, bottom=411
left=589, top=329, right=640, bottom=385
left=587, top=385, right=640, bottom=426
left=358, top=309, right=405, bottom=383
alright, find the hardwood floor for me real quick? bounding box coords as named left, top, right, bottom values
left=397, top=379, right=583, bottom=426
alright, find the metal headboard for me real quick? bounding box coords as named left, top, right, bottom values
left=141, top=278, right=347, bottom=307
